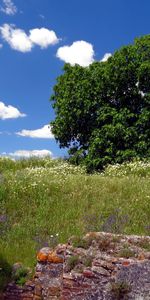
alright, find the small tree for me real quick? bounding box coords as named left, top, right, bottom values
left=50, top=35, right=150, bottom=171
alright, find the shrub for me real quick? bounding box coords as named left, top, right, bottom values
left=111, top=281, right=131, bottom=299
left=71, top=236, right=89, bottom=249
left=118, top=247, right=135, bottom=258
left=67, top=255, right=79, bottom=271
left=0, top=255, right=12, bottom=291
left=12, top=266, right=29, bottom=286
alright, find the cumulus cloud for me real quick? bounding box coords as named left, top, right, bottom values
left=0, top=101, right=26, bottom=120
left=0, top=0, right=17, bottom=15
left=29, top=28, right=59, bottom=48
left=0, top=24, right=33, bottom=52
left=56, top=40, right=95, bottom=67
left=0, top=24, right=59, bottom=52
left=16, top=124, right=54, bottom=139
left=101, top=53, right=112, bottom=62
left=8, top=149, right=53, bottom=158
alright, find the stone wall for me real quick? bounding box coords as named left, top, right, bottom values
left=2, top=232, right=150, bottom=300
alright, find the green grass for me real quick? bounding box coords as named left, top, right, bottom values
left=0, top=157, right=150, bottom=288
left=111, top=281, right=131, bottom=299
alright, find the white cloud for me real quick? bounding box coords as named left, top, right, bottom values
left=8, top=149, right=53, bottom=158
left=0, top=43, right=3, bottom=48
left=0, top=101, right=26, bottom=120
left=0, top=24, right=59, bottom=52
left=16, top=124, right=54, bottom=139
left=0, top=24, right=33, bottom=52
left=0, top=0, right=17, bottom=15
left=56, top=40, right=95, bottom=67
left=29, top=28, right=59, bottom=48
left=101, top=53, right=112, bottom=62
left=39, top=14, right=45, bottom=19
left=0, top=131, right=11, bottom=135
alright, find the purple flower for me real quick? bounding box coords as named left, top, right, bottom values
left=0, top=214, right=7, bottom=223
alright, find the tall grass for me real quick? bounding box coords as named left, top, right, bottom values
left=0, top=157, right=150, bottom=274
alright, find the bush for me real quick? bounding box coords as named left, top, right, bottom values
left=67, top=255, right=79, bottom=271
left=12, top=266, right=29, bottom=286
left=111, top=281, right=131, bottom=299
left=0, top=255, right=12, bottom=291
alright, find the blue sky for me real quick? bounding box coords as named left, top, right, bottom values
left=0, top=0, right=150, bottom=159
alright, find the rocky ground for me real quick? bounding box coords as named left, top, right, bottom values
left=2, top=232, right=150, bottom=300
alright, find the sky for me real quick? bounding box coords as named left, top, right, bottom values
left=0, top=0, right=150, bottom=159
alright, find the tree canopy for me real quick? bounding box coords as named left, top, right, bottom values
left=50, top=35, right=150, bottom=171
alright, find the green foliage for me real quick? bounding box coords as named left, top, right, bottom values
left=102, top=159, right=150, bottom=177
left=83, top=256, right=93, bottom=268
left=71, top=236, right=89, bottom=249
left=67, top=255, right=79, bottom=271
left=111, top=281, right=131, bottom=299
left=50, top=35, right=150, bottom=171
left=12, top=266, right=29, bottom=286
left=0, top=158, right=150, bottom=277
left=0, top=255, right=12, bottom=291
left=135, top=238, right=150, bottom=251
left=118, top=247, right=135, bottom=258
left=0, top=156, right=69, bottom=173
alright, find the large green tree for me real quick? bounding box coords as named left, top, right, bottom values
left=50, top=35, right=150, bottom=171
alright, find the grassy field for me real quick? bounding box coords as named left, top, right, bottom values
left=0, top=157, right=150, bottom=288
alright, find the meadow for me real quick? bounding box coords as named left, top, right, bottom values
left=0, top=157, right=150, bottom=288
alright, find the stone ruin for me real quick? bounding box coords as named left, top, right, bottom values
left=2, top=232, right=150, bottom=300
